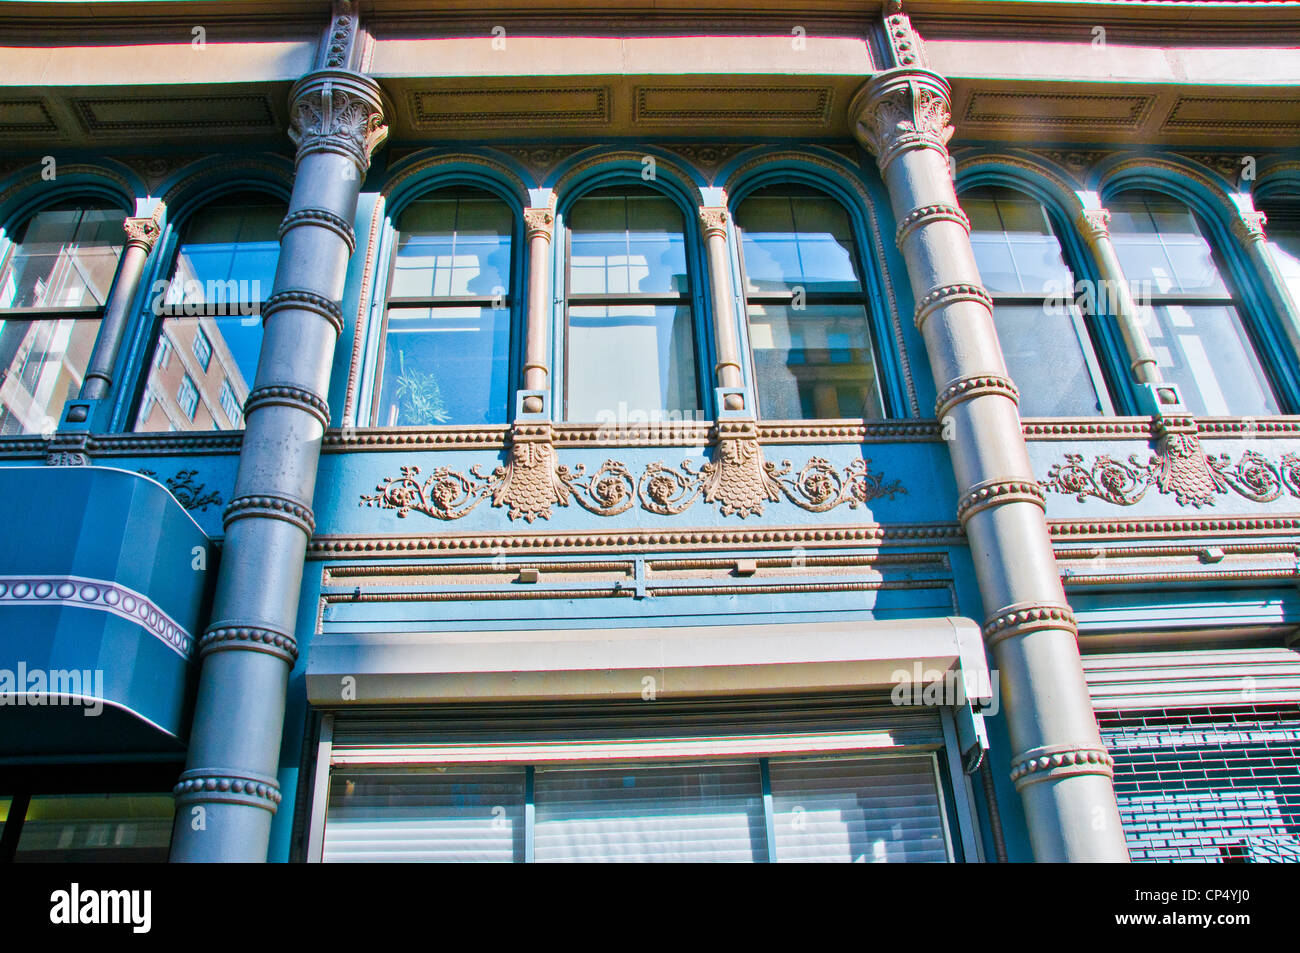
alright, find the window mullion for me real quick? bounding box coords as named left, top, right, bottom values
left=759, top=757, right=778, bottom=864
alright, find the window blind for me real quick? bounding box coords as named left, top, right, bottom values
left=322, top=768, right=526, bottom=863
left=769, top=755, right=950, bottom=863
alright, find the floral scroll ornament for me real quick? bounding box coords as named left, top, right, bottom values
left=361, top=422, right=905, bottom=522
left=138, top=468, right=223, bottom=512
left=1043, top=419, right=1300, bottom=509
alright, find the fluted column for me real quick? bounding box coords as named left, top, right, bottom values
left=1074, top=207, right=1161, bottom=387
left=852, top=69, right=1129, bottom=861
left=1234, top=210, right=1300, bottom=360
left=520, top=204, right=555, bottom=414
left=170, top=69, right=386, bottom=862
left=81, top=203, right=165, bottom=401
left=699, top=207, right=746, bottom=411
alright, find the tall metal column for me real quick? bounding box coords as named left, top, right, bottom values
left=699, top=207, right=746, bottom=412
left=851, top=68, right=1129, bottom=861
left=170, top=66, right=386, bottom=862
left=81, top=202, right=164, bottom=401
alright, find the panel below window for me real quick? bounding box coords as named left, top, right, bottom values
left=747, top=303, right=884, bottom=419
left=377, top=306, right=511, bottom=426
left=0, top=316, right=99, bottom=435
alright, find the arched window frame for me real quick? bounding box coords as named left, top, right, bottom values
left=0, top=182, right=133, bottom=435
left=726, top=166, right=908, bottom=421
left=361, top=176, right=525, bottom=429
left=1100, top=165, right=1299, bottom=415
left=955, top=166, right=1120, bottom=417
left=122, top=178, right=291, bottom=434
left=552, top=165, right=715, bottom=423
left=1252, top=169, right=1300, bottom=320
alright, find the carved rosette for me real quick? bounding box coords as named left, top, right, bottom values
left=850, top=70, right=954, bottom=171
left=524, top=206, right=556, bottom=243
left=287, top=70, right=388, bottom=173
left=123, top=203, right=165, bottom=252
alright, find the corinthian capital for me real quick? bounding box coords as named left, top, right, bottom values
left=849, top=69, right=954, bottom=172
left=1076, top=208, right=1111, bottom=242
left=288, top=70, right=388, bottom=174
left=123, top=202, right=165, bottom=251
left=523, top=206, right=555, bottom=242
left=698, top=207, right=729, bottom=240
left=1232, top=211, right=1268, bottom=244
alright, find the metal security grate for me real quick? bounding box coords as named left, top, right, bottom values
left=1097, top=705, right=1300, bottom=862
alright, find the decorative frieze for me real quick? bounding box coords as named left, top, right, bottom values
left=361, top=422, right=905, bottom=522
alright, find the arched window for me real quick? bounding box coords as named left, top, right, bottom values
left=564, top=186, right=701, bottom=422
left=0, top=199, right=126, bottom=434
left=964, top=185, right=1109, bottom=416
left=734, top=185, right=884, bottom=420
left=1257, top=194, right=1300, bottom=309
left=135, top=192, right=284, bottom=432
left=1108, top=189, right=1281, bottom=416
left=373, top=188, right=514, bottom=427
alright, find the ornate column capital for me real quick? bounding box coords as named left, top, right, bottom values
left=524, top=206, right=555, bottom=242
left=1075, top=208, right=1111, bottom=243
left=849, top=69, right=954, bottom=172
left=698, top=207, right=729, bottom=240
left=287, top=69, right=388, bottom=174
left=123, top=202, right=165, bottom=252
left=1232, top=210, right=1268, bottom=244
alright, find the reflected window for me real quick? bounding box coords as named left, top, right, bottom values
left=0, top=200, right=126, bottom=434
left=565, top=188, right=701, bottom=421
left=373, top=189, right=514, bottom=427
left=135, top=193, right=284, bottom=432
left=736, top=186, right=884, bottom=420
left=13, top=793, right=173, bottom=863
left=964, top=186, right=1108, bottom=416
left=1109, top=190, right=1280, bottom=416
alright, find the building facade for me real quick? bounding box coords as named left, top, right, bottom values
left=1, top=0, right=1298, bottom=863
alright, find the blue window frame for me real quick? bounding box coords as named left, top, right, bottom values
left=734, top=185, right=887, bottom=421
left=373, top=188, right=516, bottom=427
left=562, top=187, right=703, bottom=423
left=1108, top=189, right=1283, bottom=417
left=963, top=185, right=1112, bottom=417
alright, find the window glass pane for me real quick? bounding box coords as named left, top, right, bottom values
left=737, top=189, right=862, bottom=293
left=965, top=187, right=1074, bottom=295
left=323, top=769, right=526, bottom=863
left=993, top=303, right=1103, bottom=416
left=1142, top=303, right=1280, bottom=416
left=377, top=306, right=511, bottom=426
left=1259, top=198, right=1300, bottom=309
left=534, top=763, right=767, bottom=863
left=769, top=756, right=949, bottom=863
left=567, top=305, right=699, bottom=420
left=0, top=203, right=125, bottom=309
left=134, top=317, right=258, bottom=432
left=14, top=794, right=173, bottom=862
left=392, top=194, right=512, bottom=299
left=569, top=191, right=687, bottom=295
left=748, top=303, right=884, bottom=419
left=1109, top=192, right=1229, bottom=295
left=0, top=316, right=100, bottom=435
left=165, top=197, right=282, bottom=308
